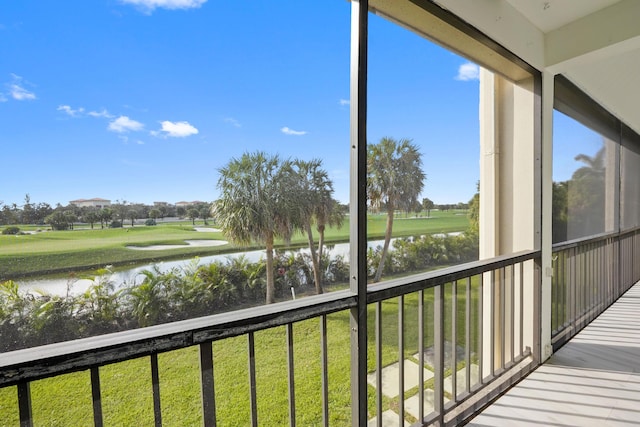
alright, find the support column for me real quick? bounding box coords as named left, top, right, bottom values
left=540, top=71, right=554, bottom=362
left=480, top=68, right=539, bottom=374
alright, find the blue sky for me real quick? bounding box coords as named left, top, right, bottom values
left=2, top=0, right=500, bottom=208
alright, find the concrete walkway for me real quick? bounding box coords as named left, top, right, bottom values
left=366, top=357, right=479, bottom=426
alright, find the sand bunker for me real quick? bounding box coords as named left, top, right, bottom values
left=127, top=240, right=228, bottom=251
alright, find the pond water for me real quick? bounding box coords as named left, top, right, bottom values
left=17, top=241, right=367, bottom=296
left=16, top=234, right=462, bottom=297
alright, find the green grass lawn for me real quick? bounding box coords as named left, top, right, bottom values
left=0, top=211, right=469, bottom=279
left=0, top=280, right=480, bottom=426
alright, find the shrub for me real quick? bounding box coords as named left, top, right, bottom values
left=145, top=219, right=157, bottom=226
left=2, top=226, right=20, bottom=235
left=109, top=220, right=123, bottom=228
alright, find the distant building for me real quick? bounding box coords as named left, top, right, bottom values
left=69, top=198, right=112, bottom=209
left=175, top=201, right=206, bottom=207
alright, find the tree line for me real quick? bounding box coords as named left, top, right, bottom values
left=0, top=196, right=213, bottom=230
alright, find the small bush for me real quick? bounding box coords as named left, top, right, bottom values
left=145, top=219, right=157, bottom=226
left=109, top=220, right=123, bottom=228
left=2, top=226, right=20, bottom=235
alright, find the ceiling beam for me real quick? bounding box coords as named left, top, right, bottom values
left=545, top=0, right=640, bottom=73
left=434, top=0, right=545, bottom=69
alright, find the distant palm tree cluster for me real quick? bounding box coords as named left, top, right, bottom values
left=214, top=151, right=345, bottom=303
left=214, top=137, right=428, bottom=302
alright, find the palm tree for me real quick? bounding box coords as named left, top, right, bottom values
left=213, top=151, right=297, bottom=304
left=368, top=137, right=425, bottom=282
left=314, top=197, right=344, bottom=292
left=291, top=159, right=343, bottom=294
left=568, top=145, right=607, bottom=237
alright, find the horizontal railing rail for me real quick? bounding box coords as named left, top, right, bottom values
left=551, top=226, right=640, bottom=252
left=0, top=290, right=356, bottom=388
left=367, top=250, right=540, bottom=303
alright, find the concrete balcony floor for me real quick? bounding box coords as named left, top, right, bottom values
left=469, top=282, right=640, bottom=426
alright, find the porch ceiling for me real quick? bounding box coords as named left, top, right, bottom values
left=433, top=0, right=640, bottom=134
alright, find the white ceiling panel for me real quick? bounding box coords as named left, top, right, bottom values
left=505, top=0, right=621, bottom=32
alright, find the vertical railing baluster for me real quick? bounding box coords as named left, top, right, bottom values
left=575, top=246, right=580, bottom=331
left=398, top=295, right=405, bottom=425
left=559, top=251, right=564, bottom=328
left=586, top=244, right=591, bottom=318
left=434, top=285, right=445, bottom=425
left=569, top=247, right=576, bottom=335
left=150, top=353, right=163, bottom=427
left=500, top=267, right=506, bottom=371
left=320, top=316, right=329, bottom=427
left=589, top=243, right=595, bottom=318
left=465, top=277, right=471, bottom=394
left=510, top=265, right=515, bottom=363
left=490, top=269, right=495, bottom=378
left=552, top=254, right=557, bottom=333
left=595, top=242, right=599, bottom=312
left=248, top=332, right=258, bottom=427
left=418, top=290, right=425, bottom=421
left=478, top=273, right=484, bottom=384
left=580, top=245, right=585, bottom=328
left=583, top=245, right=588, bottom=324
left=598, top=242, right=603, bottom=311
left=200, top=342, right=216, bottom=427
left=609, top=238, right=613, bottom=302
left=287, top=323, right=296, bottom=427
left=17, top=381, right=33, bottom=427
left=375, top=301, right=382, bottom=427
left=519, top=263, right=524, bottom=355
left=90, top=367, right=103, bottom=427
left=451, top=281, right=457, bottom=401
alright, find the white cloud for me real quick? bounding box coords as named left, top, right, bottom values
left=57, top=105, right=85, bottom=117
left=281, top=126, right=307, bottom=136
left=156, top=120, right=199, bottom=137
left=88, top=109, right=113, bottom=118
left=339, top=99, right=350, bottom=106
left=224, top=117, right=241, bottom=128
left=10, top=85, right=36, bottom=100
left=108, top=115, right=144, bottom=133
left=7, top=74, right=36, bottom=100
left=455, top=62, right=480, bottom=81
left=120, top=0, right=206, bottom=12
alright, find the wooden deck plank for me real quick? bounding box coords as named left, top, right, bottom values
left=468, top=282, right=640, bottom=426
